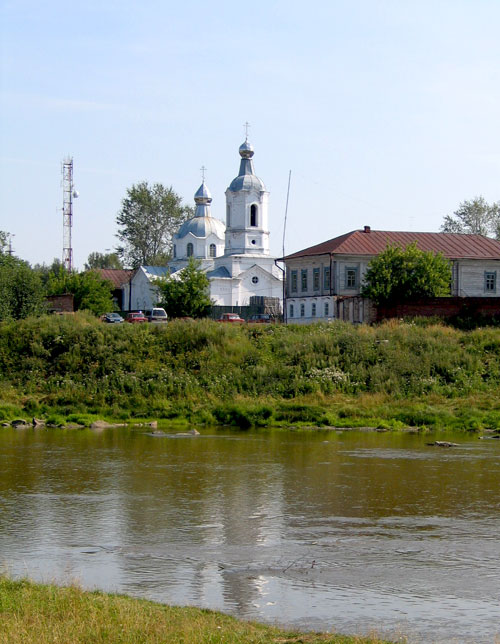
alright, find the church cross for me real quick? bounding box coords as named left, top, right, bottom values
left=243, top=121, right=251, bottom=140
left=200, top=165, right=206, bottom=182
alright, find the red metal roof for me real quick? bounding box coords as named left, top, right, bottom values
left=283, top=229, right=500, bottom=261
left=93, top=268, right=134, bottom=287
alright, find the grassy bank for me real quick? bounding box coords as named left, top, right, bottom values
left=1, top=313, right=499, bottom=431
left=0, top=576, right=394, bottom=644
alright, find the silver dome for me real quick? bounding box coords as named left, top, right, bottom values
left=194, top=181, right=212, bottom=204
left=176, top=216, right=225, bottom=240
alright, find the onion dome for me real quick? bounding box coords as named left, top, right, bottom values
left=175, top=180, right=225, bottom=240
left=228, top=139, right=266, bottom=192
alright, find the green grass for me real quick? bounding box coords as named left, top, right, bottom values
left=0, top=313, right=499, bottom=431
left=0, top=576, right=396, bottom=644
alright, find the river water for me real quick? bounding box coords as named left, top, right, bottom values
left=1, top=426, right=499, bottom=643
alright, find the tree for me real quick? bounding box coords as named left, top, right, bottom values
left=361, top=243, right=452, bottom=305
left=46, top=268, right=114, bottom=315
left=85, top=251, right=123, bottom=270
left=441, top=196, right=500, bottom=239
left=116, top=182, right=193, bottom=268
left=0, top=254, right=46, bottom=321
left=156, top=258, right=212, bottom=318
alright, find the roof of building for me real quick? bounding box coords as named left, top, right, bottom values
left=206, top=266, right=232, bottom=278
left=142, top=266, right=170, bottom=278
left=175, top=216, right=225, bottom=240
left=282, top=228, right=500, bottom=261
left=93, top=268, right=133, bottom=287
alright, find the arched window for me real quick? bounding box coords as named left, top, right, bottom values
left=250, top=204, right=258, bottom=227
left=226, top=205, right=231, bottom=227
left=187, top=243, right=193, bottom=257
left=209, top=243, right=216, bottom=258
left=173, top=244, right=177, bottom=258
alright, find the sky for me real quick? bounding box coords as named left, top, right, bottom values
left=1, top=0, right=499, bottom=269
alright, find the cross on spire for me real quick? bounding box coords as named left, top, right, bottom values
left=200, top=165, right=207, bottom=182
left=243, top=121, right=251, bottom=140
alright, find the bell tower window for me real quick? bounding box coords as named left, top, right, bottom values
left=250, top=204, right=258, bottom=227
left=187, top=243, right=193, bottom=257
left=226, top=205, right=231, bottom=227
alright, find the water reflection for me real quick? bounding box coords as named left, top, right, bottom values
left=1, top=427, right=499, bottom=643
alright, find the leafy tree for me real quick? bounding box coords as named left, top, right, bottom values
left=441, top=196, right=500, bottom=239
left=46, top=268, right=114, bottom=315
left=361, top=242, right=452, bottom=305
left=116, top=182, right=193, bottom=268
left=85, top=251, right=123, bottom=270
left=33, top=258, right=63, bottom=286
left=0, top=254, right=46, bottom=321
left=156, top=258, right=212, bottom=318
left=0, top=231, right=8, bottom=254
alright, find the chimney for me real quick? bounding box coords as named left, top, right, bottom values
left=363, top=225, right=371, bottom=233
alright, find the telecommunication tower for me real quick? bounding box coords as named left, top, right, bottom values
left=62, top=157, right=78, bottom=271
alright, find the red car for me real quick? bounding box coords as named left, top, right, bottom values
left=217, top=313, right=245, bottom=323
left=126, top=312, right=148, bottom=323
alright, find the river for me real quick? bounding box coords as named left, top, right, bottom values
left=1, top=426, right=499, bottom=643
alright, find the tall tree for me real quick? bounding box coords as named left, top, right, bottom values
left=441, top=196, right=500, bottom=239
left=116, top=182, right=193, bottom=268
left=361, top=243, right=451, bottom=305
left=156, top=258, right=212, bottom=318
left=46, top=268, right=114, bottom=315
left=0, top=254, right=45, bottom=321
left=85, top=251, right=123, bottom=270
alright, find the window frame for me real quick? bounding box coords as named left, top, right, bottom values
left=301, top=269, right=308, bottom=292
left=187, top=242, right=194, bottom=257
left=290, top=270, right=298, bottom=293
left=323, top=266, right=330, bottom=291
left=485, top=271, right=497, bottom=293
left=345, top=266, right=358, bottom=289
left=313, top=267, right=320, bottom=291
left=209, top=243, right=216, bottom=258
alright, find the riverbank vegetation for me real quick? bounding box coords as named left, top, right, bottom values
left=0, top=314, right=499, bottom=431
left=0, top=576, right=394, bottom=644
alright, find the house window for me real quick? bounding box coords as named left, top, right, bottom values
left=485, top=271, right=497, bottom=292
left=301, top=269, right=308, bottom=292
left=187, top=243, right=193, bottom=257
left=226, top=205, right=231, bottom=227
left=313, top=267, right=320, bottom=291
left=209, top=243, right=216, bottom=258
left=250, top=204, right=258, bottom=227
left=312, top=302, right=316, bottom=317
left=291, top=270, right=298, bottom=293
left=289, top=304, right=294, bottom=318
left=300, top=303, right=305, bottom=317
left=323, top=266, right=330, bottom=290
left=324, top=301, right=329, bottom=317
left=345, top=267, right=358, bottom=289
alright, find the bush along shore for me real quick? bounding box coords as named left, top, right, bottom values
left=0, top=313, right=499, bottom=432
left=0, top=576, right=395, bottom=644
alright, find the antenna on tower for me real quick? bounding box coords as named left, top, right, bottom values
left=61, top=157, right=78, bottom=271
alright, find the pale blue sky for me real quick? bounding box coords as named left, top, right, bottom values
left=1, top=0, right=499, bottom=268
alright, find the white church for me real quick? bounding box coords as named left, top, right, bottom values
left=124, top=137, right=283, bottom=311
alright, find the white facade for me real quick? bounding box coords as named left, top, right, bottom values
left=168, top=138, right=282, bottom=307
left=122, top=266, right=169, bottom=311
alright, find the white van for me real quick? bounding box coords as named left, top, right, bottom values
left=145, top=308, right=168, bottom=323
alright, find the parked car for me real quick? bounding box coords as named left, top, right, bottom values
left=217, top=312, right=245, bottom=323
left=103, top=312, right=124, bottom=324
left=145, top=307, right=168, bottom=323
left=125, top=311, right=148, bottom=323
left=248, top=313, right=274, bottom=323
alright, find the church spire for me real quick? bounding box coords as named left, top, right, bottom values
left=194, top=167, right=212, bottom=218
